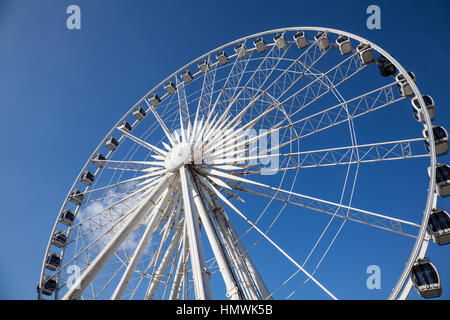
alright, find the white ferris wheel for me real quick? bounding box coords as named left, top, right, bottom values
left=38, top=27, right=450, bottom=300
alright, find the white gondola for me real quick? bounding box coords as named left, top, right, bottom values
left=356, top=43, right=375, bottom=64
left=149, top=94, right=161, bottom=107
left=105, top=136, right=119, bottom=151
left=198, top=60, right=209, bottom=73
left=428, top=208, right=450, bottom=245
left=335, top=35, right=352, bottom=55
left=293, top=31, right=307, bottom=49
left=45, top=253, right=61, bottom=271
left=314, top=32, right=329, bottom=50
left=253, top=37, right=266, bottom=53
left=37, top=277, right=57, bottom=296
left=59, top=208, right=75, bottom=226
left=411, top=258, right=442, bottom=299
left=133, top=107, right=146, bottom=120
left=234, top=43, right=247, bottom=58
left=92, top=153, right=106, bottom=167
left=164, top=81, right=177, bottom=94
left=376, top=55, right=397, bottom=77
left=68, top=190, right=84, bottom=206
left=216, top=51, right=228, bottom=65
left=423, top=126, right=449, bottom=156
left=273, top=33, right=288, bottom=50
left=411, top=95, right=435, bottom=123
left=51, top=230, right=67, bottom=248
left=80, top=170, right=95, bottom=186
left=433, top=163, right=450, bottom=197
left=396, top=72, right=416, bottom=97
left=118, top=121, right=132, bottom=133
left=181, top=70, right=193, bottom=83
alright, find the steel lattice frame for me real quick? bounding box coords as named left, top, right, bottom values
left=38, top=27, right=440, bottom=300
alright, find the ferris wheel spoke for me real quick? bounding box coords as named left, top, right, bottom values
left=232, top=137, right=429, bottom=174
left=81, top=171, right=165, bottom=197
left=262, top=50, right=366, bottom=124
left=212, top=40, right=295, bottom=129
left=62, top=183, right=163, bottom=284
left=218, top=36, right=325, bottom=124
left=196, top=55, right=218, bottom=117
left=117, top=127, right=167, bottom=156
left=212, top=44, right=254, bottom=117
left=67, top=183, right=152, bottom=235
left=199, top=167, right=420, bottom=237
left=145, top=217, right=184, bottom=299
left=200, top=176, right=338, bottom=300
left=229, top=179, right=420, bottom=238
left=62, top=173, right=176, bottom=300
left=111, top=187, right=173, bottom=299
left=290, top=83, right=402, bottom=138
left=259, top=82, right=405, bottom=153
left=145, top=99, right=177, bottom=147
left=169, top=225, right=189, bottom=300
left=217, top=51, right=365, bottom=146
left=175, top=75, right=191, bottom=130
left=120, top=189, right=182, bottom=299
left=207, top=40, right=251, bottom=118
left=143, top=198, right=182, bottom=298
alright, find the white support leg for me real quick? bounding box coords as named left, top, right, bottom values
left=210, top=194, right=272, bottom=300
left=188, top=170, right=242, bottom=300
left=179, top=166, right=212, bottom=300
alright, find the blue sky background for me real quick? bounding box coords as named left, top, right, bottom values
left=0, top=0, right=449, bottom=299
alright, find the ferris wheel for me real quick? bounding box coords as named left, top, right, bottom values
left=37, top=27, right=450, bottom=300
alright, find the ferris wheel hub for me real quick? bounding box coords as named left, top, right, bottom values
left=164, top=142, right=191, bottom=171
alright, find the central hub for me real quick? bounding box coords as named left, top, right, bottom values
left=164, top=142, right=191, bottom=171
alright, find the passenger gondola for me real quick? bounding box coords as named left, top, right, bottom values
left=376, top=55, right=397, bottom=77
left=423, top=126, right=449, bottom=156
left=314, top=31, right=329, bottom=50
left=293, top=31, right=307, bottom=49
left=357, top=43, right=375, bottom=64
left=68, top=190, right=83, bottom=206
left=105, top=136, right=119, bottom=151
left=411, top=95, right=435, bottom=123
left=234, top=43, right=247, bottom=58
left=335, top=35, right=352, bottom=55
left=253, top=37, right=266, bottom=53
left=411, top=258, right=442, bottom=298
left=133, top=107, right=146, bottom=120
left=181, top=70, right=193, bottom=83
left=118, top=121, right=132, bottom=133
left=273, top=33, right=288, bottom=50
left=45, top=253, right=61, bottom=271
left=92, top=153, right=106, bottom=167
left=164, top=81, right=177, bottom=94
left=433, top=163, right=450, bottom=197
left=428, top=208, right=450, bottom=245
left=80, top=170, right=95, bottom=186
left=59, top=208, right=75, bottom=226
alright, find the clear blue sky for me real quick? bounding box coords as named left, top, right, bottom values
left=0, top=0, right=449, bottom=299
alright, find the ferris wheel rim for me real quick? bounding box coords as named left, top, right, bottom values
left=38, top=26, right=438, bottom=300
